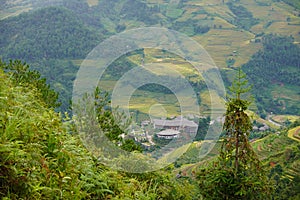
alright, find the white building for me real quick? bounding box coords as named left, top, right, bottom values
left=156, top=129, right=180, bottom=139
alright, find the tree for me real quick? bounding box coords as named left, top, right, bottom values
left=93, top=87, right=142, bottom=152
left=194, top=116, right=210, bottom=141
left=0, top=60, right=60, bottom=108
left=197, top=68, right=273, bottom=199
left=223, top=67, right=253, bottom=175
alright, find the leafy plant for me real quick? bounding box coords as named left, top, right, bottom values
left=0, top=59, right=60, bottom=108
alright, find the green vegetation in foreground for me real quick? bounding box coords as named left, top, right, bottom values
left=0, top=60, right=199, bottom=199
left=1, top=59, right=300, bottom=198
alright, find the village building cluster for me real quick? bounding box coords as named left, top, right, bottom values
left=129, top=115, right=271, bottom=149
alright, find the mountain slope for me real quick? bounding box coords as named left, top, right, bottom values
left=0, top=0, right=299, bottom=115
left=0, top=62, right=198, bottom=200
left=242, top=34, right=300, bottom=116
left=1, top=0, right=299, bottom=67
left=0, top=6, right=102, bottom=62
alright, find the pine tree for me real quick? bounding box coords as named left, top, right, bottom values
left=197, top=68, right=273, bottom=199
left=222, top=67, right=254, bottom=176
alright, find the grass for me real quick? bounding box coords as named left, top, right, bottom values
left=128, top=88, right=201, bottom=118
left=270, top=84, right=300, bottom=113
left=86, top=0, right=99, bottom=7
left=203, top=3, right=234, bottom=22
left=166, top=6, right=184, bottom=19
left=288, top=126, right=300, bottom=142
left=212, top=17, right=236, bottom=29
left=98, top=80, right=117, bottom=91
left=72, top=59, right=84, bottom=66
left=193, top=29, right=259, bottom=67
left=129, top=92, right=180, bottom=117
left=250, top=1, right=300, bottom=42
left=199, top=90, right=225, bottom=115
left=252, top=132, right=297, bottom=160
left=272, top=115, right=300, bottom=123
left=246, top=0, right=273, bottom=19
left=142, top=62, right=201, bottom=78
left=158, top=143, right=191, bottom=165
left=175, top=140, right=222, bottom=175
left=267, top=22, right=300, bottom=42
left=101, top=18, right=117, bottom=33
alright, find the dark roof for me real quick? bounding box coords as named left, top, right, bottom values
left=153, top=116, right=198, bottom=128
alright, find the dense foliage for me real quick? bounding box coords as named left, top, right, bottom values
left=242, top=34, right=300, bottom=115
left=0, top=67, right=111, bottom=199
left=0, top=60, right=60, bottom=108
left=171, top=19, right=211, bottom=36
left=227, top=1, right=259, bottom=30
left=30, top=59, right=79, bottom=112
left=194, top=117, right=210, bottom=141
left=266, top=134, right=300, bottom=199
left=93, top=87, right=142, bottom=152
left=0, top=6, right=102, bottom=62
left=0, top=60, right=198, bottom=199
left=275, top=0, right=300, bottom=10
left=61, top=0, right=160, bottom=30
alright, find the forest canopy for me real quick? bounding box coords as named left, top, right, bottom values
left=242, top=34, right=300, bottom=116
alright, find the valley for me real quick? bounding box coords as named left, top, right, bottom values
left=0, top=0, right=299, bottom=199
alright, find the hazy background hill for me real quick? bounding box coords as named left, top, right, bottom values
left=0, top=0, right=299, bottom=116
left=2, top=0, right=299, bottom=65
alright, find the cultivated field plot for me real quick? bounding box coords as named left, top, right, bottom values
left=288, top=126, right=300, bottom=142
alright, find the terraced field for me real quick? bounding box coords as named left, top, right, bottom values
left=288, top=126, right=300, bottom=142
left=179, top=129, right=299, bottom=178
left=272, top=115, right=300, bottom=124
left=252, top=132, right=298, bottom=164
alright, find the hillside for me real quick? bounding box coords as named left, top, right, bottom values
left=242, top=34, right=300, bottom=116
left=252, top=130, right=300, bottom=199
left=175, top=122, right=300, bottom=199
left=1, top=58, right=300, bottom=199
left=0, top=61, right=199, bottom=199
left=1, top=0, right=300, bottom=67
left=0, top=1, right=299, bottom=116
left=0, top=6, right=103, bottom=61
